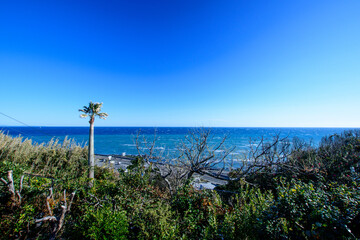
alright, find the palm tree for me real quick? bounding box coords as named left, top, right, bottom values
left=79, top=101, right=108, bottom=181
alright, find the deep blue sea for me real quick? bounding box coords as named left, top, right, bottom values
left=0, top=127, right=355, bottom=157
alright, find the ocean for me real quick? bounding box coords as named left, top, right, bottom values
left=0, top=127, right=354, bottom=157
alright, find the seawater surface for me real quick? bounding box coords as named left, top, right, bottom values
left=0, top=127, right=355, bottom=157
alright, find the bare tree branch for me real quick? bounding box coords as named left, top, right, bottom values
left=56, top=190, right=76, bottom=234
left=35, top=216, right=57, bottom=223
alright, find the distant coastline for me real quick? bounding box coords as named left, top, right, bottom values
left=0, top=126, right=354, bottom=156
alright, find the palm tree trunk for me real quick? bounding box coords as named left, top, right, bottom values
left=89, top=119, right=95, bottom=180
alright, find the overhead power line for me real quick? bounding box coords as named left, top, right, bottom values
left=0, top=112, right=33, bottom=127
left=0, top=111, right=52, bottom=137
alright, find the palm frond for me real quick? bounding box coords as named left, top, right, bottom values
left=79, top=101, right=108, bottom=120
left=98, top=112, right=108, bottom=120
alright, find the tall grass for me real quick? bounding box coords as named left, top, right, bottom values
left=0, top=131, right=88, bottom=180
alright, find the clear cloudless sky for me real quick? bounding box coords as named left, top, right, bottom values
left=0, top=0, right=360, bottom=127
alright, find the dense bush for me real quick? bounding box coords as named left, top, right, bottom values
left=74, top=205, right=128, bottom=240
left=221, top=181, right=274, bottom=239
left=226, top=130, right=360, bottom=192
left=1, top=131, right=360, bottom=239
left=171, top=184, right=227, bottom=239
left=257, top=178, right=360, bottom=239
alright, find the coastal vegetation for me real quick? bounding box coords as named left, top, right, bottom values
left=1, top=130, right=359, bottom=239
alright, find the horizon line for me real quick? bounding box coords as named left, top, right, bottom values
left=1, top=125, right=359, bottom=129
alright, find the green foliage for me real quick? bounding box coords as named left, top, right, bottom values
left=316, top=130, right=360, bottom=183
left=75, top=205, right=128, bottom=240
left=79, top=101, right=108, bottom=120
left=129, top=200, right=177, bottom=240
left=257, top=178, right=360, bottom=239
left=0, top=203, right=35, bottom=238
left=1, top=130, right=360, bottom=239
left=226, top=130, right=360, bottom=193
left=222, top=181, right=274, bottom=239
left=171, top=184, right=227, bottom=239
left=127, top=155, right=146, bottom=171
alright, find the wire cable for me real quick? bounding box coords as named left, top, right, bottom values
left=0, top=111, right=53, bottom=137
left=0, top=112, right=33, bottom=127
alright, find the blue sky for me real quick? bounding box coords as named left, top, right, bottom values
left=1, top=0, right=359, bottom=127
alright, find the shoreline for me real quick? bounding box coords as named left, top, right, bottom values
left=95, top=154, right=228, bottom=189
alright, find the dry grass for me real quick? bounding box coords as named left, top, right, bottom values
left=0, top=131, right=88, bottom=179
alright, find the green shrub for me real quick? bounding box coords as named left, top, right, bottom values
left=171, top=185, right=226, bottom=239
left=75, top=205, right=128, bottom=240
left=221, top=181, right=274, bottom=239
left=129, top=200, right=177, bottom=240
left=257, top=178, right=360, bottom=239
left=0, top=203, right=36, bottom=239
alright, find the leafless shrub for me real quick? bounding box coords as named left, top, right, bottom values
left=134, top=128, right=234, bottom=194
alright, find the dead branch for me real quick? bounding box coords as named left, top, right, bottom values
left=177, top=128, right=234, bottom=181
left=35, top=216, right=57, bottom=223
left=227, top=134, right=303, bottom=183
left=0, top=170, right=24, bottom=204
left=46, top=188, right=54, bottom=216
left=34, top=188, right=76, bottom=239
left=16, top=175, right=25, bottom=203
left=56, top=190, right=76, bottom=234
left=134, top=128, right=236, bottom=193
left=88, top=193, right=105, bottom=207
